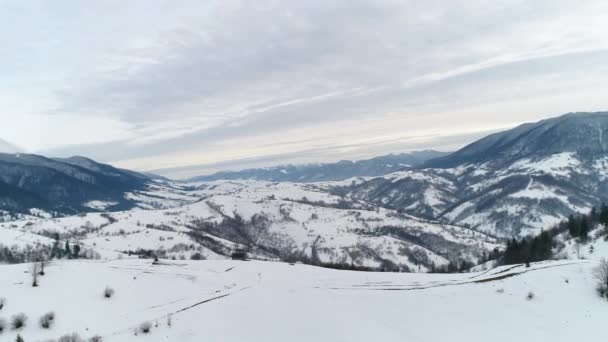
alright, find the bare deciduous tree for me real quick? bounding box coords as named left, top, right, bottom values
left=594, top=259, right=608, bottom=299
left=31, top=263, right=40, bottom=287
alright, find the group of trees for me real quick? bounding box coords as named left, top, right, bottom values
left=569, top=203, right=608, bottom=240
left=0, top=244, right=53, bottom=264
left=50, top=234, right=81, bottom=260
left=503, top=231, right=554, bottom=265
left=502, top=204, right=608, bottom=266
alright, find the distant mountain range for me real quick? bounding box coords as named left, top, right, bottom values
left=190, top=150, right=450, bottom=182
left=1, top=112, right=608, bottom=270
left=2, top=112, right=608, bottom=237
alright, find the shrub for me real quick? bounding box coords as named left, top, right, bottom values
left=594, top=259, right=608, bottom=300
left=15, top=334, right=24, bottom=342
left=167, top=314, right=172, bottom=328
left=89, top=335, right=103, bottom=342
left=11, top=313, right=27, bottom=330
left=140, top=321, right=152, bottom=334
left=526, top=292, right=535, bottom=301
left=39, top=311, right=56, bottom=329
left=103, top=286, right=115, bottom=299
left=0, top=318, right=6, bottom=333
left=58, top=333, right=85, bottom=342
left=0, top=297, right=5, bottom=310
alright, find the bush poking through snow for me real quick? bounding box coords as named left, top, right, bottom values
left=39, top=311, right=55, bottom=329
left=0, top=318, right=6, bottom=333
left=11, top=313, right=27, bottom=330
left=89, top=335, right=103, bottom=342
left=103, top=286, right=115, bottom=299
left=0, top=297, right=5, bottom=310
left=167, top=314, right=172, bottom=328
left=15, top=334, right=24, bottom=342
left=140, top=321, right=152, bottom=334
left=526, top=292, right=535, bottom=301
left=57, top=332, right=85, bottom=342
left=594, top=259, right=608, bottom=300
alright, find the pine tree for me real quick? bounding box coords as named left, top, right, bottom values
left=567, top=215, right=580, bottom=238
left=73, top=244, right=81, bottom=258
left=65, top=240, right=71, bottom=258
left=50, top=233, right=62, bottom=259
left=600, top=203, right=608, bottom=229
left=580, top=217, right=590, bottom=241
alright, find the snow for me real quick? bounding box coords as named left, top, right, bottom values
left=0, top=179, right=500, bottom=269
left=0, top=227, right=54, bottom=249
left=0, top=258, right=607, bottom=342
left=506, top=152, right=583, bottom=177
left=84, top=201, right=119, bottom=211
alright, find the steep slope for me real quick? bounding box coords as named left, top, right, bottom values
left=424, top=112, right=608, bottom=168
left=0, top=153, right=150, bottom=215
left=341, top=112, right=608, bottom=237
left=191, top=150, right=449, bottom=182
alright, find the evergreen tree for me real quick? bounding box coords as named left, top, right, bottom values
left=73, top=244, right=81, bottom=258
left=580, top=217, right=590, bottom=241
left=600, top=203, right=608, bottom=228
left=567, top=215, right=580, bottom=237
left=590, top=207, right=599, bottom=223
left=50, top=239, right=61, bottom=259
left=64, top=240, right=71, bottom=258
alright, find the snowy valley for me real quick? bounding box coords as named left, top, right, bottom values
left=1, top=113, right=608, bottom=341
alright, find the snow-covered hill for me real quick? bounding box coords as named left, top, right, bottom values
left=0, top=257, right=607, bottom=342
left=0, top=179, right=500, bottom=272
left=342, top=113, right=608, bottom=237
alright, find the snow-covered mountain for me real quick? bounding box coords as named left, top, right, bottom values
left=191, top=150, right=449, bottom=182
left=2, top=112, right=608, bottom=271
left=342, top=112, right=608, bottom=237
left=0, top=153, right=150, bottom=215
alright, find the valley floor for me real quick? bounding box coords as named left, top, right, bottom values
left=1, top=258, right=607, bottom=342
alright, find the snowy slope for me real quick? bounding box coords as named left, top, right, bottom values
left=0, top=258, right=606, bottom=342
left=340, top=113, right=608, bottom=237
left=343, top=151, right=607, bottom=237
left=0, top=180, right=500, bottom=272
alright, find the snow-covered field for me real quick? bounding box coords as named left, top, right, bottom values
left=0, top=257, right=607, bottom=342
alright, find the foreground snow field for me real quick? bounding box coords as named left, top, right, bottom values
left=1, top=258, right=607, bottom=342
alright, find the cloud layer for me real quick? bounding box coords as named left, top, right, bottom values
left=1, top=0, right=608, bottom=178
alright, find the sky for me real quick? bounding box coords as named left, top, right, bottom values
left=1, top=0, right=608, bottom=179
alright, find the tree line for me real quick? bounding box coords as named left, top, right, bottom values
left=502, top=204, right=608, bottom=265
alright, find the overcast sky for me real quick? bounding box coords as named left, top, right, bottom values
left=1, top=0, right=608, bottom=178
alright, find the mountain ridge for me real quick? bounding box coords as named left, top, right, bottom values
left=190, top=150, right=450, bottom=183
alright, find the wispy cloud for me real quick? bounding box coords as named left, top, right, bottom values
left=1, top=0, right=607, bottom=176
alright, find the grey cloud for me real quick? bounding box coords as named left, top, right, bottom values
left=3, top=0, right=608, bottom=174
